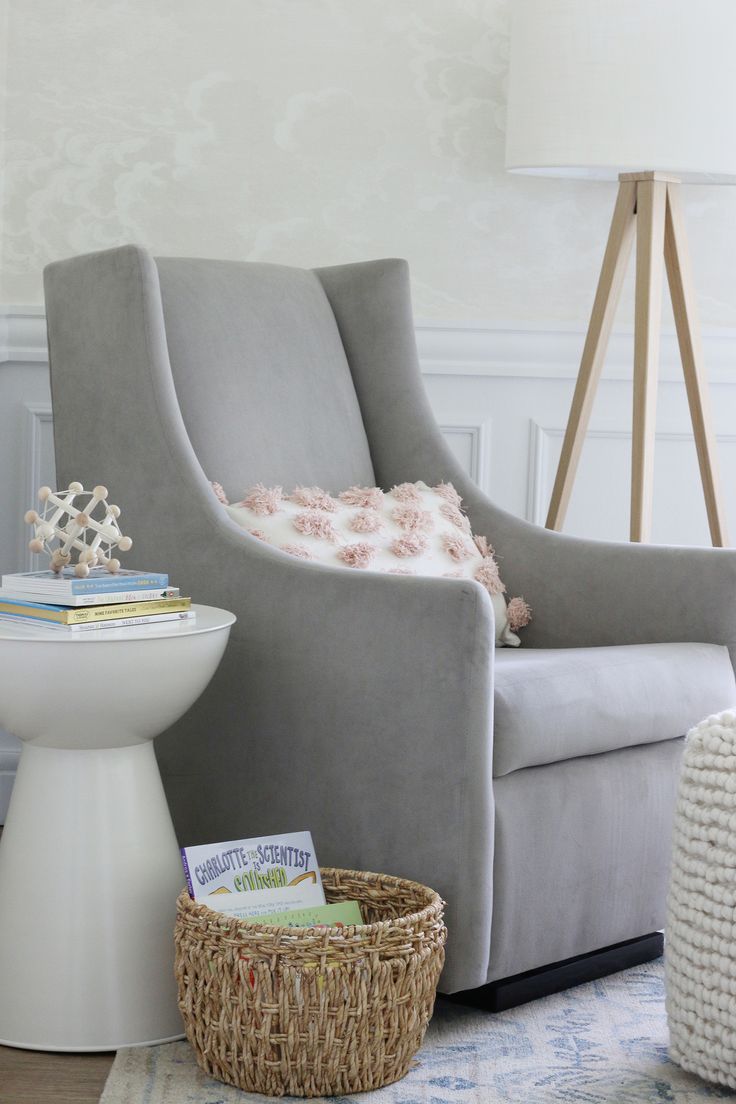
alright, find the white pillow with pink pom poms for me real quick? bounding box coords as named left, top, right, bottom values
left=215, top=480, right=531, bottom=646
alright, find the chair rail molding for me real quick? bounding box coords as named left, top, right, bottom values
left=4, top=302, right=736, bottom=379
left=4, top=304, right=736, bottom=381
left=0, top=306, right=48, bottom=366
left=415, top=319, right=736, bottom=383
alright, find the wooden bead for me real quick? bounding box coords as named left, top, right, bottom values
left=50, top=549, right=70, bottom=570
left=93, top=485, right=108, bottom=499
left=38, top=486, right=52, bottom=502
left=75, top=513, right=89, bottom=528
left=74, top=562, right=90, bottom=578
left=28, top=538, right=44, bottom=553
left=24, top=510, right=39, bottom=525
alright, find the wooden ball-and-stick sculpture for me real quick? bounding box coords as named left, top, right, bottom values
left=25, top=482, right=133, bottom=578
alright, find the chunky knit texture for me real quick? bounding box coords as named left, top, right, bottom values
left=666, top=709, right=736, bottom=1088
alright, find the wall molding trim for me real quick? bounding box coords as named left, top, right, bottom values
left=415, top=320, right=736, bottom=383
left=526, top=421, right=736, bottom=527
left=0, top=306, right=47, bottom=365
left=0, top=751, right=20, bottom=825
left=21, top=402, right=54, bottom=571
left=4, top=305, right=736, bottom=383
left=438, top=420, right=491, bottom=491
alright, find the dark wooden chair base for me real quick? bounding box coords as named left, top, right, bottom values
left=445, top=931, right=664, bottom=1013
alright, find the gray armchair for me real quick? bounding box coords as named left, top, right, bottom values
left=44, top=245, right=736, bottom=998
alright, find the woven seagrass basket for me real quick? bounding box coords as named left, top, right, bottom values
left=174, top=867, right=446, bottom=1098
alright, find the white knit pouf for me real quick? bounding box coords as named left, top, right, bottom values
left=666, top=709, right=736, bottom=1088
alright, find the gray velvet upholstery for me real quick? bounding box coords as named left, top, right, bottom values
left=493, top=642, right=735, bottom=776
left=156, top=258, right=375, bottom=491
left=488, top=739, right=685, bottom=981
left=43, top=245, right=736, bottom=994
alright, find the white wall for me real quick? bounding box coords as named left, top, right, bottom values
left=4, top=0, right=736, bottom=328
left=0, top=312, right=54, bottom=821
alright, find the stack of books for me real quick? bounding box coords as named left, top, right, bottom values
left=0, top=568, right=193, bottom=633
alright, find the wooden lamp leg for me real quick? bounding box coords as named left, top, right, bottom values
left=664, top=183, right=728, bottom=547
left=630, top=178, right=667, bottom=542
left=547, top=170, right=728, bottom=548
left=545, top=182, right=637, bottom=530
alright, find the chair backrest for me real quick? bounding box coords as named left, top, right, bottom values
left=154, top=257, right=375, bottom=496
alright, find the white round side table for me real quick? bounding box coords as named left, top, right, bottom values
left=0, top=604, right=235, bottom=1051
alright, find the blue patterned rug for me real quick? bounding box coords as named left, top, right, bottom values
left=100, top=959, right=736, bottom=1102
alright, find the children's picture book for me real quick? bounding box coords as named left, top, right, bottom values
left=181, top=831, right=326, bottom=915
left=236, top=900, right=363, bottom=928
left=199, top=882, right=327, bottom=920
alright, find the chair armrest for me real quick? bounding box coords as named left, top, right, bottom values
left=460, top=492, right=736, bottom=658
left=165, top=499, right=497, bottom=993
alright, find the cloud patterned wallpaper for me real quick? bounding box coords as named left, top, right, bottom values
left=2, top=0, right=736, bottom=324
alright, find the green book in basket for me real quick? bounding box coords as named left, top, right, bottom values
left=250, top=900, right=363, bottom=928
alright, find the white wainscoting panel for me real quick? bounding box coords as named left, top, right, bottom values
left=2, top=305, right=736, bottom=820
left=438, top=421, right=492, bottom=492
left=0, top=747, right=19, bottom=830
left=0, top=309, right=54, bottom=823
left=527, top=422, right=736, bottom=545
left=21, top=402, right=55, bottom=572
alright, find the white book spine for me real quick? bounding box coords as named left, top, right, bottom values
left=65, top=611, right=195, bottom=632
left=0, top=611, right=195, bottom=633
left=0, top=587, right=179, bottom=607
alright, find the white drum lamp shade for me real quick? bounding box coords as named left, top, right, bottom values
left=505, top=0, right=736, bottom=182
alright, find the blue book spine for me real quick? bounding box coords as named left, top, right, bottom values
left=70, top=573, right=169, bottom=594
left=181, top=849, right=195, bottom=899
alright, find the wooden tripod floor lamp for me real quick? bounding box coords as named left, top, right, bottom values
left=505, top=0, right=736, bottom=546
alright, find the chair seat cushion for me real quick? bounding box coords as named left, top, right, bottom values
left=493, top=642, right=736, bottom=776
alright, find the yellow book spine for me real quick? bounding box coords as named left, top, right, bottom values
left=68, top=598, right=191, bottom=624
left=0, top=598, right=191, bottom=625
left=0, top=602, right=67, bottom=623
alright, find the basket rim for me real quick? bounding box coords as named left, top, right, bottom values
left=176, top=865, right=445, bottom=936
